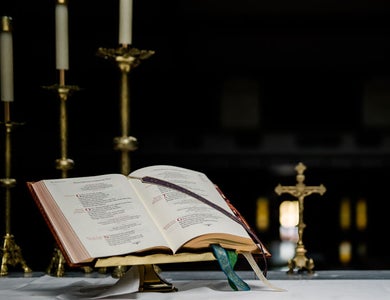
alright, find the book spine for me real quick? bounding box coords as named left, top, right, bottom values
left=26, top=182, right=85, bottom=268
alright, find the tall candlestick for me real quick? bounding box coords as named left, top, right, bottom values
left=55, top=0, right=69, bottom=70
left=1, top=16, right=14, bottom=102
left=119, top=0, right=133, bottom=46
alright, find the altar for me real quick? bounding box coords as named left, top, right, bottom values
left=0, top=270, right=389, bottom=299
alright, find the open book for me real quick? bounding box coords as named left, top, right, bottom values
left=27, top=165, right=269, bottom=267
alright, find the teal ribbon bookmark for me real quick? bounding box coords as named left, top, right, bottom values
left=211, top=244, right=250, bottom=291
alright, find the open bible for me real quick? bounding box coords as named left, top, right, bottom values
left=27, top=165, right=270, bottom=267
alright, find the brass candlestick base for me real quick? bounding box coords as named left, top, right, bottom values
left=0, top=234, right=31, bottom=276
left=46, top=247, right=66, bottom=277
left=46, top=247, right=94, bottom=277
left=111, top=265, right=129, bottom=278
left=275, top=162, right=326, bottom=274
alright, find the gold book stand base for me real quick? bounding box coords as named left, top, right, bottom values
left=95, top=252, right=216, bottom=293
left=138, top=264, right=177, bottom=292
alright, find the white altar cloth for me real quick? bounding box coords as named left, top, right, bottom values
left=0, top=270, right=389, bottom=299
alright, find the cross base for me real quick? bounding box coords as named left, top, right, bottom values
left=287, top=244, right=315, bottom=274
left=0, top=233, right=32, bottom=276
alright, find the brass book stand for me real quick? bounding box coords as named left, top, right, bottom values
left=95, top=252, right=216, bottom=292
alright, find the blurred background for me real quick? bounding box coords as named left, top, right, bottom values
left=1, top=0, right=390, bottom=272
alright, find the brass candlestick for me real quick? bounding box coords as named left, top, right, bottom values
left=0, top=102, right=32, bottom=276
left=97, top=45, right=154, bottom=280
left=97, top=45, right=154, bottom=175
left=43, top=70, right=79, bottom=277
left=275, top=162, right=326, bottom=274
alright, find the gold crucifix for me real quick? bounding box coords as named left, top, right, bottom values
left=275, top=162, right=326, bottom=274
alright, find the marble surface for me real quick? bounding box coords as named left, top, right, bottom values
left=0, top=269, right=389, bottom=299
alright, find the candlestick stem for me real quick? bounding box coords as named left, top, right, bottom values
left=97, top=46, right=154, bottom=176
left=0, top=103, right=32, bottom=275
left=42, top=71, right=80, bottom=276
left=118, top=59, right=133, bottom=175
left=56, top=83, right=73, bottom=178
left=120, top=62, right=130, bottom=137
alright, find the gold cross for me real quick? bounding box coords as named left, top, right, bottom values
left=275, top=162, right=326, bottom=274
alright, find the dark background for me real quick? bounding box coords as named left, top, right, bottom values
left=1, top=0, right=390, bottom=272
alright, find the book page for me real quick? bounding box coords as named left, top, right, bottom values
left=34, top=174, right=170, bottom=263
left=129, top=165, right=251, bottom=253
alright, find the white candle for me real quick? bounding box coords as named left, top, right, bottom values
left=55, top=2, right=69, bottom=70
left=0, top=17, right=14, bottom=102
left=119, top=0, right=133, bottom=45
